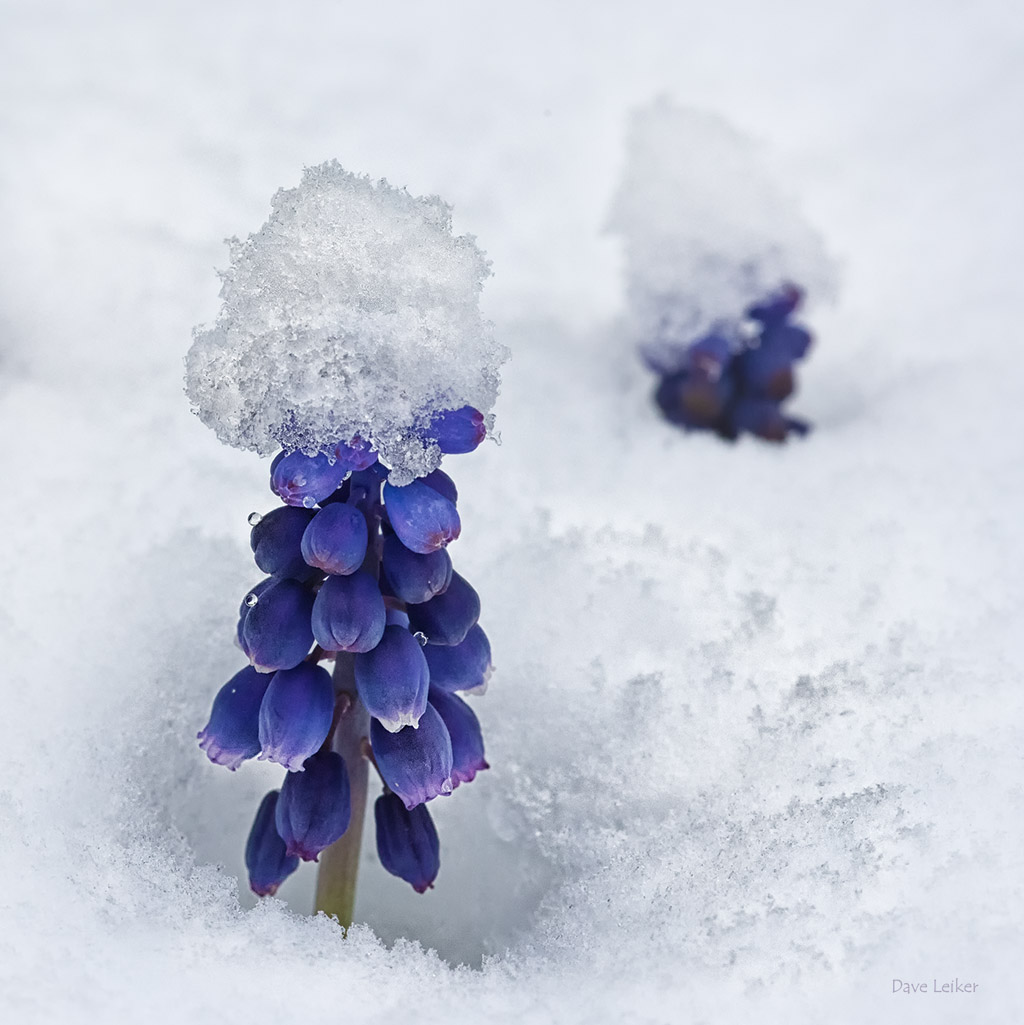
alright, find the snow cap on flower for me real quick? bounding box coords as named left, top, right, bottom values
left=370, top=704, right=453, bottom=810
left=185, top=161, right=509, bottom=484
left=275, top=750, right=351, bottom=861
left=257, top=662, right=335, bottom=771
left=608, top=97, right=835, bottom=373
left=374, top=791, right=440, bottom=893
left=245, top=791, right=299, bottom=897
left=197, top=665, right=272, bottom=770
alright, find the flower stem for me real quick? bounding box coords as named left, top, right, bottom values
left=314, top=652, right=370, bottom=928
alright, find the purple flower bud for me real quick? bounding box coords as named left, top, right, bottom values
left=423, top=624, right=492, bottom=694
left=383, top=480, right=461, bottom=554
left=374, top=791, right=440, bottom=893
left=428, top=688, right=488, bottom=786
left=275, top=750, right=351, bottom=861
left=381, top=534, right=453, bottom=605
left=655, top=370, right=733, bottom=431
left=729, top=398, right=810, bottom=443
left=370, top=703, right=453, bottom=810
left=242, top=577, right=315, bottom=673
left=332, top=437, right=378, bottom=473
left=311, top=571, right=386, bottom=653
left=386, top=607, right=410, bottom=629
left=421, top=468, right=458, bottom=505
left=407, top=571, right=480, bottom=646
left=245, top=791, right=299, bottom=897
left=736, top=345, right=795, bottom=402
left=270, top=450, right=350, bottom=508
left=250, top=506, right=316, bottom=579
left=355, top=625, right=430, bottom=732
left=763, top=323, right=813, bottom=361
left=300, top=503, right=368, bottom=576
left=197, top=665, right=272, bottom=770
left=257, top=662, right=335, bottom=771
left=427, top=406, right=486, bottom=454
left=236, top=577, right=275, bottom=652
left=746, top=283, right=803, bottom=326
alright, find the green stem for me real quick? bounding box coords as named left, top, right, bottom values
left=314, top=652, right=370, bottom=928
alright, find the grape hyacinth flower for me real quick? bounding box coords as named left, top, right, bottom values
left=608, top=98, right=836, bottom=443
left=188, top=162, right=506, bottom=926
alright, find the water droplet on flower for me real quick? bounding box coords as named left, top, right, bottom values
left=413, top=631, right=428, bottom=646
left=244, top=593, right=259, bottom=608
left=248, top=512, right=262, bottom=526
left=302, top=495, right=317, bottom=509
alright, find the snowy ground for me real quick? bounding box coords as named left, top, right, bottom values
left=1, top=1, right=1022, bottom=1022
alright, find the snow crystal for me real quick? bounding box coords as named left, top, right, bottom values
left=608, top=97, right=836, bottom=372
left=185, top=161, right=508, bottom=484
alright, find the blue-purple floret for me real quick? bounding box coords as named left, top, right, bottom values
left=374, top=791, right=440, bottom=893
left=258, top=662, right=335, bottom=771
left=275, top=750, right=352, bottom=861
left=245, top=791, right=299, bottom=896
left=300, top=503, right=368, bottom=576
left=198, top=665, right=272, bottom=770
left=651, top=283, right=815, bottom=442
left=407, top=571, right=480, bottom=646
left=205, top=421, right=493, bottom=897
left=370, top=703, right=454, bottom=810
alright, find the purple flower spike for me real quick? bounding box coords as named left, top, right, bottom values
left=250, top=506, right=316, bottom=579
left=245, top=791, right=299, bottom=897
left=311, top=571, right=386, bottom=653
left=421, top=468, right=458, bottom=505
left=300, top=503, right=368, bottom=576
left=270, top=450, right=350, bottom=508
left=370, top=703, right=453, bottom=810
left=374, top=791, right=440, bottom=893
left=383, top=479, right=461, bottom=554
left=428, top=688, right=488, bottom=786
left=332, top=437, right=378, bottom=474
left=242, top=577, right=315, bottom=673
left=423, top=624, right=492, bottom=694
left=257, top=662, right=335, bottom=771
left=197, top=665, right=272, bottom=770
left=355, top=625, right=430, bottom=732
left=381, top=534, right=453, bottom=605
left=427, top=406, right=486, bottom=454
left=275, top=750, right=351, bottom=861
left=407, top=571, right=480, bottom=646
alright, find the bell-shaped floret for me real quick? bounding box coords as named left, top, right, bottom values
left=381, top=534, right=452, bottom=605
left=421, top=468, right=458, bottom=504
left=275, top=750, right=351, bottom=861
left=332, top=437, right=378, bottom=473
left=735, top=345, right=795, bottom=402
left=250, top=506, right=316, bottom=579
left=382, top=480, right=460, bottom=554
left=236, top=577, right=275, bottom=651
left=407, top=571, right=480, bottom=646
left=762, top=322, right=813, bottom=361
left=242, top=577, right=315, bottom=673
left=422, top=624, right=492, bottom=694
left=370, top=703, right=453, bottom=810
left=245, top=791, right=299, bottom=897
left=257, top=662, right=335, bottom=771
left=270, top=450, right=350, bottom=508
left=428, top=688, right=488, bottom=786
left=427, top=406, right=486, bottom=454
left=300, top=503, right=368, bottom=576
left=355, top=625, right=430, bottom=732
left=311, top=571, right=386, bottom=653
left=197, top=665, right=272, bottom=770
left=374, top=791, right=440, bottom=893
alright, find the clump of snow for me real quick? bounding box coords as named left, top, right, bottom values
left=608, top=97, right=836, bottom=372
left=185, top=161, right=508, bottom=484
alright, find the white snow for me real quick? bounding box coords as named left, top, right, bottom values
left=185, top=161, right=506, bottom=484
left=608, top=98, right=836, bottom=370
left=1, top=1, right=1022, bottom=1024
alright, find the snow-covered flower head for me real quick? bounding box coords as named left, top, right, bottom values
left=608, top=97, right=836, bottom=374
left=186, top=161, right=508, bottom=483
